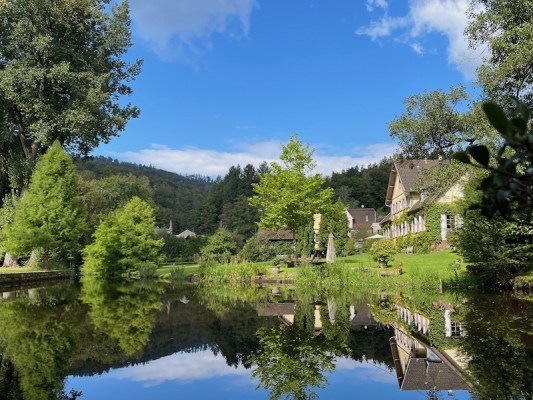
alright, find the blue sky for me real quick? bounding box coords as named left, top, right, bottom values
left=98, top=0, right=485, bottom=176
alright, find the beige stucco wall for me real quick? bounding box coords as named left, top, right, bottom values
left=391, top=174, right=407, bottom=217
left=438, top=182, right=464, bottom=204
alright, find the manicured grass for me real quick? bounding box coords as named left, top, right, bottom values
left=0, top=266, right=39, bottom=274
left=338, top=250, right=463, bottom=275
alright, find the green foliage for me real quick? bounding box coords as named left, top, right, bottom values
left=454, top=98, right=533, bottom=222
left=296, top=221, right=315, bottom=258
left=369, top=239, right=398, bottom=266
left=5, top=142, right=87, bottom=267
left=0, top=192, right=19, bottom=248
left=200, top=228, right=238, bottom=263
left=325, top=158, right=392, bottom=212
left=251, top=134, right=334, bottom=236
left=198, top=164, right=259, bottom=236
left=453, top=173, right=533, bottom=282
left=0, top=0, right=141, bottom=166
left=161, top=235, right=206, bottom=262
left=77, top=172, right=153, bottom=233
left=238, top=234, right=274, bottom=262
left=467, top=0, right=533, bottom=109
left=198, top=262, right=264, bottom=285
left=82, top=197, right=163, bottom=276
left=77, top=156, right=212, bottom=233
left=423, top=202, right=461, bottom=244
left=389, top=86, right=478, bottom=158
left=318, top=200, right=349, bottom=256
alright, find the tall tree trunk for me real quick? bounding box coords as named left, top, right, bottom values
left=3, top=252, right=19, bottom=267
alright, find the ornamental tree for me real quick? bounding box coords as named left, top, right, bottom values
left=251, top=134, right=334, bottom=239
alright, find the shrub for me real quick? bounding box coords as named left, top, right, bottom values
left=200, top=228, right=238, bottom=264
left=238, top=234, right=274, bottom=262
left=369, top=239, right=398, bottom=267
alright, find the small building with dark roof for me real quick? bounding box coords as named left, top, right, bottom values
left=346, top=207, right=378, bottom=236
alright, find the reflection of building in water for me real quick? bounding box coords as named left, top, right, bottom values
left=257, top=302, right=380, bottom=333
left=390, top=326, right=471, bottom=391
left=396, top=305, right=466, bottom=338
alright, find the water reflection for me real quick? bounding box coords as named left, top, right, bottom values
left=0, top=280, right=531, bottom=400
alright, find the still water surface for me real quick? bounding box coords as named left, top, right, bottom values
left=0, top=279, right=531, bottom=400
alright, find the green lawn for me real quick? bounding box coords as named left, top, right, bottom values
left=338, top=250, right=463, bottom=275
left=0, top=266, right=39, bottom=274
left=156, top=263, right=200, bottom=278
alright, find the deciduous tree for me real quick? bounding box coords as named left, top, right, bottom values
left=251, top=135, right=333, bottom=239
left=0, top=0, right=141, bottom=193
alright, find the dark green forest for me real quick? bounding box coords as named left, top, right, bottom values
left=76, top=156, right=392, bottom=239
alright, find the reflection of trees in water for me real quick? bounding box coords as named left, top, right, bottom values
left=197, top=283, right=278, bottom=368
left=460, top=295, right=533, bottom=399
left=0, top=284, right=84, bottom=400
left=252, top=297, right=354, bottom=400
left=81, top=277, right=163, bottom=356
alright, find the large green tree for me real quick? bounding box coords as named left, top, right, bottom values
left=0, top=0, right=141, bottom=197
left=82, top=196, right=163, bottom=276
left=4, top=142, right=86, bottom=268
left=77, top=172, right=153, bottom=234
left=251, top=135, right=334, bottom=238
left=388, top=86, right=493, bottom=158
left=467, top=0, right=533, bottom=108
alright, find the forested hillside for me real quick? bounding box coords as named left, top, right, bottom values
left=76, top=157, right=391, bottom=239
left=325, top=158, right=391, bottom=213
left=76, top=157, right=213, bottom=233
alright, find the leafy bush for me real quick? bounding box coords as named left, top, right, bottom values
left=200, top=228, right=238, bottom=263
left=369, top=239, right=398, bottom=266
left=161, top=234, right=206, bottom=262
left=238, top=234, right=274, bottom=262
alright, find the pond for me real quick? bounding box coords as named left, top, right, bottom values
left=0, top=278, right=531, bottom=400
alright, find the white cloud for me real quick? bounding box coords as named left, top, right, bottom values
left=357, top=0, right=485, bottom=79
left=355, top=15, right=410, bottom=41
left=335, top=357, right=397, bottom=384
left=115, top=141, right=397, bottom=177
left=109, top=350, right=251, bottom=386
left=129, top=0, right=256, bottom=57
left=366, top=0, right=389, bottom=12
left=410, top=42, right=424, bottom=55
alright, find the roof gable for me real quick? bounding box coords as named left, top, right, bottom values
left=386, top=159, right=448, bottom=206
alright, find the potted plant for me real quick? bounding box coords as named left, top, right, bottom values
left=369, top=239, right=398, bottom=268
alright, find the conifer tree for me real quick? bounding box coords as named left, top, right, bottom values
left=5, top=142, right=87, bottom=268
left=83, top=196, right=163, bottom=276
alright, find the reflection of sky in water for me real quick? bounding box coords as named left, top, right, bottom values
left=66, top=350, right=472, bottom=399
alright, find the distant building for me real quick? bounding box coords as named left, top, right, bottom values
left=346, top=207, right=378, bottom=236
left=176, top=229, right=196, bottom=239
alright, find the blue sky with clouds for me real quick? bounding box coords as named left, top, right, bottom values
left=98, top=0, right=485, bottom=176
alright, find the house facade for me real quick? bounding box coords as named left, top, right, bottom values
left=346, top=207, right=379, bottom=236
left=382, top=160, right=464, bottom=242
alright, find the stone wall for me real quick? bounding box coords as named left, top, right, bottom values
left=0, top=270, right=71, bottom=285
